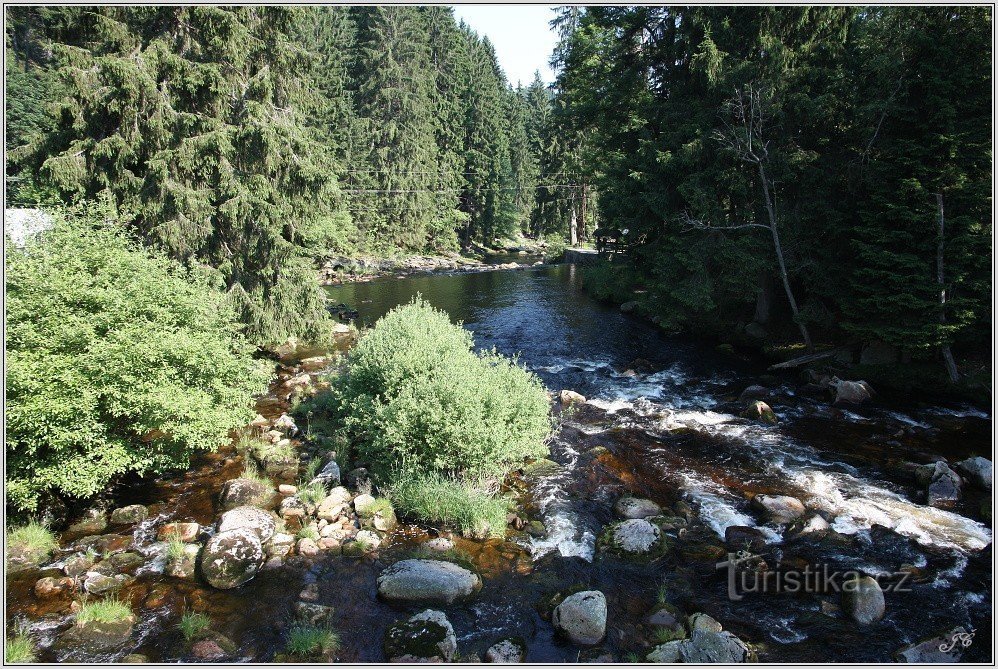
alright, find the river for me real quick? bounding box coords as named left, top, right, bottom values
left=8, top=262, right=992, bottom=662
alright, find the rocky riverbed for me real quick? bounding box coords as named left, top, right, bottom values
left=6, top=263, right=992, bottom=663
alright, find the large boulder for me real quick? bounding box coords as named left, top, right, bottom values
left=201, top=528, right=264, bottom=590
left=55, top=616, right=136, bottom=658
left=559, top=389, right=587, bottom=408
left=218, top=478, right=278, bottom=511
left=724, top=526, right=769, bottom=553
left=217, top=506, right=276, bottom=542
left=384, top=609, right=457, bottom=662
left=923, top=462, right=962, bottom=508
left=110, top=504, right=149, bottom=526
left=737, top=385, right=770, bottom=403
left=677, top=630, right=752, bottom=663
left=377, top=559, right=482, bottom=605
left=956, top=457, right=992, bottom=490
left=552, top=590, right=607, bottom=646
left=741, top=401, right=777, bottom=425
left=310, top=460, right=341, bottom=489
left=608, top=519, right=661, bottom=554
left=614, top=497, right=662, bottom=520
left=751, top=494, right=805, bottom=524
left=841, top=575, right=885, bottom=625
left=831, top=379, right=874, bottom=405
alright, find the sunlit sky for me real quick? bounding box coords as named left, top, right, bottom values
left=451, top=5, right=559, bottom=87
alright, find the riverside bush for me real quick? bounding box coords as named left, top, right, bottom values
left=329, top=297, right=551, bottom=483
left=5, top=204, right=270, bottom=511
left=325, top=297, right=551, bottom=531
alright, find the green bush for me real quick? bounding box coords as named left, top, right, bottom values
left=329, top=297, right=551, bottom=484
left=5, top=204, right=271, bottom=511
left=6, top=521, right=58, bottom=563
left=75, top=598, right=132, bottom=625
left=320, top=297, right=550, bottom=535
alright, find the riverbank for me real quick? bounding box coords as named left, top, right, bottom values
left=317, top=237, right=559, bottom=286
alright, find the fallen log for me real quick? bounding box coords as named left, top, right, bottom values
left=767, top=348, right=846, bottom=371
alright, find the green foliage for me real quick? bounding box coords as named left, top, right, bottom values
left=296, top=480, right=327, bottom=507
left=75, top=598, right=132, bottom=625
left=296, top=526, right=320, bottom=542
left=327, top=297, right=551, bottom=484
left=390, top=474, right=511, bottom=539
left=166, top=536, right=188, bottom=562
left=286, top=623, right=340, bottom=657
left=177, top=611, right=211, bottom=642
left=5, top=205, right=269, bottom=511
left=4, top=632, right=35, bottom=664
left=6, top=521, right=58, bottom=562
left=581, top=260, right=640, bottom=304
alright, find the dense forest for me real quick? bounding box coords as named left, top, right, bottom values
left=552, top=6, right=991, bottom=375
left=7, top=6, right=990, bottom=371
left=5, top=6, right=574, bottom=343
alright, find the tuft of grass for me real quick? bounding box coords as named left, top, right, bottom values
left=76, top=598, right=132, bottom=625
left=166, top=536, right=187, bottom=561
left=301, top=458, right=323, bottom=483
left=7, top=520, right=58, bottom=560
left=364, top=497, right=393, bottom=517
left=177, top=611, right=211, bottom=642
left=651, top=627, right=686, bottom=644
left=296, top=480, right=327, bottom=507
left=287, top=623, right=340, bottom=657
left=623, top=651, right=641, bottom=663
left=241, top=458, right=272, bottom=486
left=390, top=474, right=509, bottom=539
left=5, top=626, right=35, bottom=664
left=297, top=526, right=320, bottom=542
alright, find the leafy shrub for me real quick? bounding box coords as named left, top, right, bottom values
left=389, top=474, right=511, bottom=539
left=5, top=205, right=271, bottom=511
left=177, top=611, right=211, bottom=642
left=328, top=297, right=551, bottom=484
left=75, top=598, right=132, bottom=625
left=580, top=259, right=640, bottom=303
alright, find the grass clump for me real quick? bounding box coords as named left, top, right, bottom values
left=5, top=628, right=35, bottom=663
left=287, top=623, right=340, bottom=657
left=296, top=479, right=327, bottom=507
left=6, top=520, right=58, bottom=562
left=390, top=474, right=510, bottom=539
left=177, top=611, right=211, bottom=642
left=166, top=536, right=188, bottom=561
left=296, top=526, right=320, bottom=541
left=320, top=297, right=550, bottom=533
left=75, top=598, right=132, bottom=625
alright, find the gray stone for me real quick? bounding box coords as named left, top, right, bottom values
left=353, top=494, right=377, bottom=516
left=311, top=460, right=341, bottom=489
left=741, top=400, right=777, bottom=425
left=486, top=639, right=525, bottom=663
left=425, top=538, right=455, bottom=552
left=832, top=379, right=874, bottom=405
left=688, top=612, right=723, bottom=633
left=553, top=590, right=607, bottom=646
left=377, top=559, right=482, bottom=605
left=110, top=504, right=149, bottom=526
left=295, top=601, right=335, bottom=626
left=83, top=571, right=129, bottom=595
left=63, top=553, right=96, bottom=578
left=614, top=497, right=662, bottom=520
left=751, top=494, right=806, bottom=524
left=647, top=641, right=683, bottom=663
left=679, top=630, right=752, bottom=663
left=924, top=462, right=962, bottom=507
left=559, top=389, right=587, bottom=407
left=201, top=528, right=264, bottom=590
left=67, top=508, right=108, bottom=536
left=219, top=478, right=278, bottom=511
left=384, top=609, right=457, bottom=662
left=841, top=575, right=885, bottom=625
left=611, top=519, right=661, bottom=554
left=217, top=506, right=276, bottom=542
left=956, top=457, right=992, bottom=490
left=737, top=385, right=770, bottom=403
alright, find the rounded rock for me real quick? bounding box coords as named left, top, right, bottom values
left=614, top=497, right=662, bottom=520
left=200, top=528, right=264, bottom=590
left=377, top=559, right=482, bottom=605
left=217, top=506, right=276, bottom=542
left=553, top=590, right=607, bottom=645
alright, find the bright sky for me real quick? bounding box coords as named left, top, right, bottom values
left=451, top=5, right=560, bottom=87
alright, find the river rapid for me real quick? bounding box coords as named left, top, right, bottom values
left=7, top=262, right=992, bottom=662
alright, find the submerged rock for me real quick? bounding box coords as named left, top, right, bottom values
left=738, top=385, right=770, bottom=403
left=724, top=526, right=769, bottom=553
left=553, top=590, right=607, bottom=645
left=219, top=478, right=278, bottom=511
left=201, top=528, right=264, bottom=590
left=83, top=572, right=130, bottom=595
left=35, top=576, right=74, bottom=598
left=56, top=615, right=136, bottom=657
left=157, top=522, right=200, bottom=543
left=614, top=497, right=662, bottom=520
left=384, top=609, right=457, bottom=662
left=751, top=494, right=805, bottom=524
left=841, top=575, right=885, bottom=625
left=217, top=506, right=277, bottom=542
left=377, top=559, right=482, bottom=605
left=922, top=461, right=962, bottom=507
left=67, top=508, right=109, bottom=536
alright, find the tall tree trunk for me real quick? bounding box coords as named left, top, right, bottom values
left=758, top=163, right=813, bottom=351
left=569, top=197, right=578, bottom=247
left=935, top=193, right=960, bottom=383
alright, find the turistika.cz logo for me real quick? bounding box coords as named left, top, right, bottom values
left=716, top=550, right=914, bottom=602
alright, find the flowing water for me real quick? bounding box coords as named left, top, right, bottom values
left=8, top=263, right=992, bottom=662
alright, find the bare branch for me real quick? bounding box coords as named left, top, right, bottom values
left=679, top=210, right=769, bottom=232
